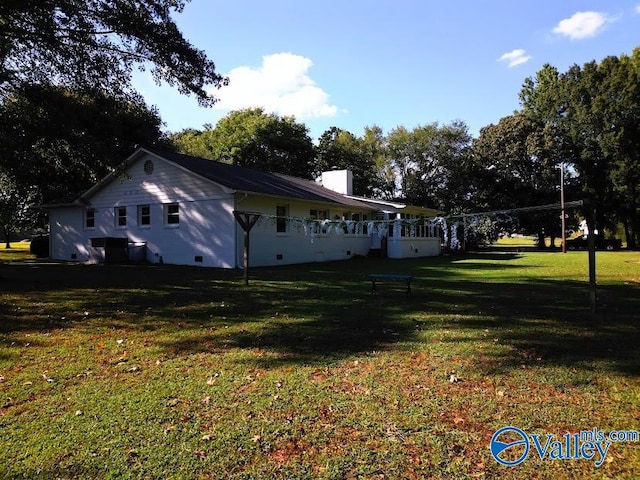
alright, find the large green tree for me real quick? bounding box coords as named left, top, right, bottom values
left=386, top=126, right=414, bottom=198
left=386, top=121, right=472, bottom=210
left=168, top=127, right=215, bottom=160
left=520, top=50, right=640, bottom=247
left=361, top=125, right=395, bottom=199
left=0, top=84, right=166, bottom=207
left=0, top=0, right=227, bottom=104
left=315, top=127, right=377, bottom=196
left=0, top=1, right=229, bottom=241
left=594, top=52, right=640, bottom=248
left=170, top=108, right=316, bottom=179
left=0, top=171, right=39, bottom=247
left=472, top=113, right=567, bottom=247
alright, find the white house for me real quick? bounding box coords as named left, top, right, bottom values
left=45, top=147, right=442, bottom=268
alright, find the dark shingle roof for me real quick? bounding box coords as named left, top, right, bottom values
left=145, top=147, right=372, bottom=209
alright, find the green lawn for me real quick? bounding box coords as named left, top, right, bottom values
left=494, top=235, right=538, bottom=246
left=1, top=248, right=639, bottom=479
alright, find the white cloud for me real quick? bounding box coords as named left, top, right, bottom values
left=498, top=49, right=532, bottom=68
left=552, top=11, right=612, bottom=40
left=209, top=53, right=338, bottom=119
left=636, top=4, right=640, bottom=14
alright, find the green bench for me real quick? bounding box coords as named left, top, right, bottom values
left=368, top=274, right=413, bottom=296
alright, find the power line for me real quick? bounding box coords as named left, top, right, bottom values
left=446, top=200, right=585, bottom=219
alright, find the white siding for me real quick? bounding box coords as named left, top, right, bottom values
left=387, top=237, right=441, bottom=259
left=49, top=153, right=236, bottom=268
left=49, top=207, right=91, bottom=261
left=235, top=195, right=375, bottom=267
left=90, top=153, right=229, bottom=206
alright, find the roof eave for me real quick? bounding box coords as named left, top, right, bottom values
left=345, top=195, right=443, bottom=216
left=234, top=190, right=377, bottom=211
left=39, top=201, right=85, bottom=210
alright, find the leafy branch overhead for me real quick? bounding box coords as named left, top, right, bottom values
left=0, top=0, right=228, bottom=104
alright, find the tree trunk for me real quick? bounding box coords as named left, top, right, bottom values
left=623, top=219, right=633, bottom=250
left=536, top=230, right=546, bottom=249
left=3, top=225, right=11, bottom=249
left=631, top=205, right=639, bottom=250
left=628, top=184, right=639, bottom=250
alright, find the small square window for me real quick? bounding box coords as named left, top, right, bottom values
left=138, top=205, right=151, bottom=226
left=165, top=203, right=179, bottom=225
left=85, top=208, right=95, bottom=229
left=115, top=206, right=127, bottom=227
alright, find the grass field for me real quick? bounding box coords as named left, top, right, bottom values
left=1, top=245, right=639, bottom=479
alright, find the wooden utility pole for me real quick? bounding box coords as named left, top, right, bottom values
left=559, top=163, right=567, bottom=253
left=584, top=200, right=597, bottom=313
left=233, top=211, right=261, bottom=285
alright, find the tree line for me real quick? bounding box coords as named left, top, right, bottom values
left=170, top=45, right=640, bottom=249
left=0, top=2, right=638, bottom=248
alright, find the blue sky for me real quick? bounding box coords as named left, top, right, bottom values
left=133, top=0, right=640, bottom=141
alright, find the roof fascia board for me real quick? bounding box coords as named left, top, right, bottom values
left=345, top=195, right=442, bottom=216
left=40, top=201, right=83, bottom=209
left=345, top=195, right=406, bottom=209
left=237, top=191, right=377, bottom=211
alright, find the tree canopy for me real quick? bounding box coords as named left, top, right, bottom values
left=471, top=113, right=567, bottom=246
left=0, top=0, right=227, bottom=242
left=315, top=127, right=378, bottom=196
left=170, top=108, right=316, bottom=179
left=0, top=170, right=39, bottom=247
left=0, top=84, right=167, bottom=206
left=386, top=121, right=473, bottom=211
left=520, top=48, right=640, bottom=247
left=0, top=0, right=227, bottom=104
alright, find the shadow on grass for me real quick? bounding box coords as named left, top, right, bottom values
left=0, top=256, right=638, bottom=375
left=425, top=279, right=640, bottom=376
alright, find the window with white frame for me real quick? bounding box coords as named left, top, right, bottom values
left=85, top=208, right=95, bottom=229
left=310, top=208, right=329, bottom=234
left=115, top=206, right=127, bottom=227
left=164, top=203, right=179, bottom=226
left=309, top=209, right=328, bottom=220
left=276, top=205, right=288, bottom=233
left=138, top=205, right=151, bottom=226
